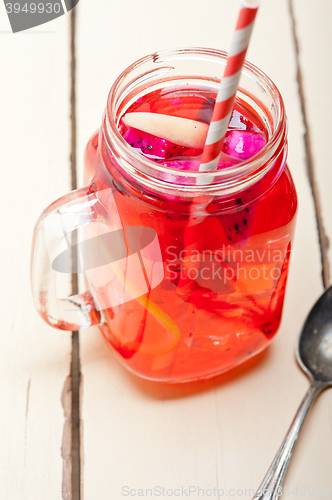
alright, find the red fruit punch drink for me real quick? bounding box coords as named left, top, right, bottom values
left=84, top=48, right=297, bottom=382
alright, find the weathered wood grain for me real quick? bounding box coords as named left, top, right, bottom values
left=292, top=0, right=332, bottom=286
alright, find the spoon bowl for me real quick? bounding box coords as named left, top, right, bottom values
left=297, top=286, right=332, bottom=384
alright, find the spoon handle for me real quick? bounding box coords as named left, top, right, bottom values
left=252, top=381, right=325, bottom=500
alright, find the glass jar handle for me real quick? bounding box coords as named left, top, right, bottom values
left=31, top=186, right=111, bottom=331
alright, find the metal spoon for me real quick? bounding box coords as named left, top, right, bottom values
left=252, top=286, right=332, bottom=500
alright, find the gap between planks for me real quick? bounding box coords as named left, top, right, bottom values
left=70, top=4, right=81, bottom=499
left=288, top=0, right=330, bottom=288
left=62, top=5, right=81, bottom=500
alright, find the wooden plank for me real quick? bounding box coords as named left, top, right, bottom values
left=76, top=0, right=331, bottom=497
left=0, top=7, right=72, bottom=500
left=289, top=0, right=332, bottom=488
left=292, top=0, right=332, bottom=285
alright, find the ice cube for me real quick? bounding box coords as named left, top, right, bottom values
left=223, top=130, right=266, bottom=161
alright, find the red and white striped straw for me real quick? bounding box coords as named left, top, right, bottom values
left=177, top=0, right=260, bottom=298
left=198, top=0, right=260, bottom=179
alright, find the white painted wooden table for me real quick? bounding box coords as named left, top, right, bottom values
left=1, top=1, right=332, bottom=499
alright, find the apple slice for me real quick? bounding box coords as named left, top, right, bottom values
left=122, top=112, right=208, bottom=150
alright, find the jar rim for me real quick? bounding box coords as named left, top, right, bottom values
left=103, top=47, right=287, bottom=196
